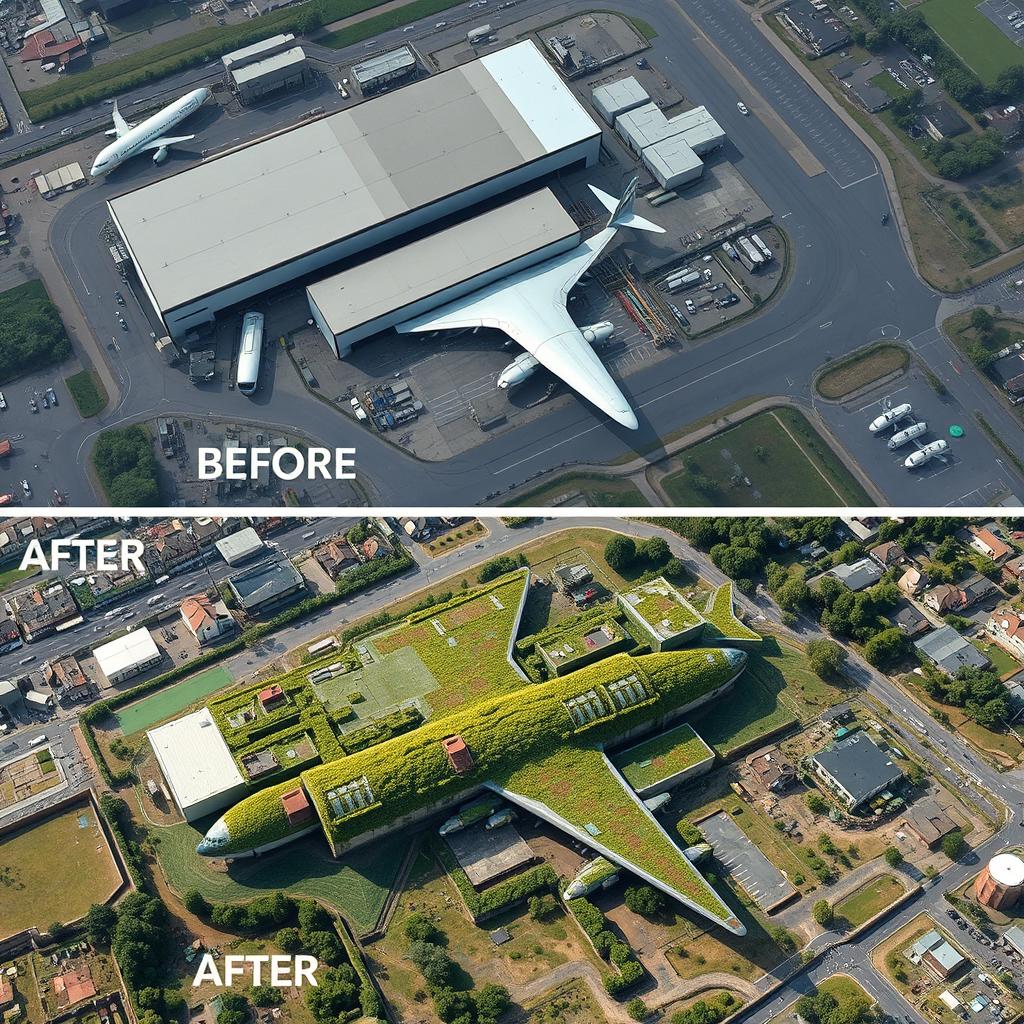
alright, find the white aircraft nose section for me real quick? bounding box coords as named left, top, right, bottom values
left=613, top=406, right=639, bottom=430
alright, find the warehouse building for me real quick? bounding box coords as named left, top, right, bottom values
left=351, top=46, right=417, bottom=94
left=108, top=40, right=602, bottom=339
left=147, top=707, right=247, bottom=821
left=644, top=136, right=704, bottom=189
left=93, top=628, right=163, bottom=685
left=215, top=526, right=265, bottom=566
left=307, top=189, right=580, bottom=356
left=221, top=33, right=297, bottom=71
left=33, top=162, right=87, bottom=198
left=591, top=75, right=649, bottom=126
left=230, top=46, right=309, bottom=105
left=615, top=103, right=725, bottom=157
left=228, top=556, right=306, bottom=615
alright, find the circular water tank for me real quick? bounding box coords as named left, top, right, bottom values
left=989, top=853, right=1024, bottom=887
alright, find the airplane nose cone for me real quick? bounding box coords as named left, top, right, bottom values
left=613, top=408, right=639, bottom=430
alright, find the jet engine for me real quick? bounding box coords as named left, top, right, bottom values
left=497, top=351, right=540, bottom=390
left=153, top=146, right=169, bottom=164
left=581, top=321, right=615, bottom=344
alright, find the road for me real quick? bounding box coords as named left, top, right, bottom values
left=6, top=0, right=1024, bottom=506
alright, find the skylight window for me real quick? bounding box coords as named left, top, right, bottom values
left=326, top=776, right=375, bottom=818
left=564, top=689, right=607, bottom=728
left=606, top=674, right=648, bottom=709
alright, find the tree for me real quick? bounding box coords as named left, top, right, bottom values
left=812, top=899, right=834, bottom=926
left=638, top=536, right=670, bottom=565
left=942, top=829, right=967, bottom=861
left=250, top=986, right=283, bottom=1008
left=807, top=638, right=846, bottom=679
left=477, top=553, right=526, bottom=583
left=304, top=929, right=345, bottom=967
left=84, top=904, right=118, bottom=947
left=0, top=280, right=72, bottom=385
left=306, top=965, right=359, bottom=1023
left=624, top=885, right=666, bottom=917
left=884, top=846, right=904, bottom=867
left=775, top=576, right=810, bottom=613
left=605, top=535, right=637, bottom=571
left=275, top=927, right=303, bottom=952
left=971, top=307, right=995, bottom=333
left=528, top=894, right=559, bottom=921
left=864, top=627, right=909, bottom=669
left=806, top=792, right=830, bottom=815
left=997, top=63, right=1024, bottom=99
left=404, top=912, right=445, bottom=944
left=407, top=940, right=455, bottom=987
left=628, top=997, right=649, bottom=1021
left=474, top=983, right=511, bottom=1024
left=183, top=889, right=211, bottom=917
left=297, top=899, right=333, bottom=934
left=432, top=987, right=474, bottom=1023
left=91, top=425, right=160, bottom=506
left=663, top=556, right=687, bottom=580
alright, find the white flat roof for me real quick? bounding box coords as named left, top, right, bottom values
left=108, top=40, right=600, bottom=315
left=147, top=707, right=245, bottom=812
left=93, top=628, right=160, bottom=677
left=352, top=46, right=416, bottom=84
left=232, top=46, right=306, bottom=85
left=645, top=136, right=703, bottom=179
left=591, top=76, right=648, bottom=114
left=308, top=189, right=579, bottom=335
left=216, top=526, right=265, bottom=560
left=222, top=33, right=294, bottom=67
left=990, top=853, right=1024, bottom=887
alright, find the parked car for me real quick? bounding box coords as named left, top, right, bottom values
left=114, top=290, right=125, bottom=305
left=0, top=391, right=6, bottom=410
left=736, top=101, right=749, bottom=115
left=46, top=387, right=57, bottom=406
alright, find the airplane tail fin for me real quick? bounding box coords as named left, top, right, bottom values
left=589, top=178, right=665, bottom=234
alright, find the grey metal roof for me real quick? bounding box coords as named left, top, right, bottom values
left=107, top=40, right=600, bottom=315
left=914, top=625, right=989, bottom=674
left=229, top=556, right=304, bottom=608
left=307, top=189, right=578, bottom=335
left=829, top=558, right=882, bottom=592
left=231, top=46, right=306, bottom=86
left=351, top=46, right=416, bottom=85
left=812, top=732, right=903, bottom=806
left=591, top=76, right=649, bottom=118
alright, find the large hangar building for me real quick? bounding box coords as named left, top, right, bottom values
left=107, top=40, right=602, bottom=339
left=306, top=188, right=580, bottom=357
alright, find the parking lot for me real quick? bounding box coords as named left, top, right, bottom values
left=699, top=809, right=797, bottom=912
left=979, top=0, right=1024, bottom=44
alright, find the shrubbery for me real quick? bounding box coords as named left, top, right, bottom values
left=91, top=425, right=160, bottom=506
left=0, top=280, right=70, bottom=384
left=566, top=897, right=645, bottom=997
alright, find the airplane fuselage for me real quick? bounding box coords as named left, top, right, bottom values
left=91, top=87, right=210, bottom=176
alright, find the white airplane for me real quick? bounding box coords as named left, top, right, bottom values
left=869, top=402, right=912, bottom=434
left=904, top=438, right=949, bottom=469
left=396, top=178, right=665, bottom=429
left=90, top=87, right=211, bottom=177
left=887, top=421, right=927, bottom=450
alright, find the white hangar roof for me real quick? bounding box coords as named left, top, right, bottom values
left=107, top=40, right=600, bottom=316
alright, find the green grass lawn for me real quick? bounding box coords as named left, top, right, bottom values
left=835, top=874, right=905, bottom=928
left=689, top=636, right=843, bottom=756
left=972, top=638, right=1022, bottom=678
left=870, top=71, right=909, bottom=100
left=506, top=472, right=649, bottom=508
left=0, top=801, right=123, bottom=935
left=155, top=823, right=405, bottom=934
left=64, top=370, right=108, bottom=418
left=660, top=408, right=869, bottom=506
left=0, top=565, right=40, bottom=592
left=115, top=666, right=233, bottom=735
left=919, top=0, right=1024, bottom=87
left=612, top=722, right=712, bottom=791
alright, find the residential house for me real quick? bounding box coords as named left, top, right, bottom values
left=966, top=525, right=1012, bottom=563
left=820, top=703, right=854, bottom=727
left=907, top=930, right=966, bottom=980
left=922, top=102, right=969, bottom=141
left=915, top=625, right=990, bottom=675
left=48, top=654, right=90, bottom=700
left=962, top=572, right=999, bottom=608
left=869, top=540, right=906, bottom=569
left=890, top=600, right=932, bottom=638
left=313, top=538, right=361, bottom=580
left=361, top=536, right=388, bottom=560
left=746, top=747, right=796, bottom=792
left=1003, top=554, right=1024, bottom=585
left=810, top=732, right=904, bottom=811
left=6, top=582, right=79, bottom=642
left=989, top=607, right=1024, bottom=660
left=898, top=566, right=928, bottom=597
left=180, top=594, right=236, bottom=644
left=141, top=521, right=197, bottom=575
left=901, top=797, right=958, bottom=848
left=924, top=583, right=966, bottom=615
left=828, top=557, right=882, bottom=592
left=0, top=616, right=22, bottom=653
left=840, top=517, right=884, bottom=542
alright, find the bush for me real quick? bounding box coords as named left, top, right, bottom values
left=406, top=941, right=455, bottom=988
left=884, top=846, right=903, bottom=867
left=528, top=894, right=559, bottom=921
left=183, top=889, right=211, bottom=917
left=65, top=369, right=107, bottom=417
left=605, top=535, right=637, bottom=571
left=477, top=553, right=526, bottom=583
left=624, top=885, right=666, bottom=918
left=806, top=792, right=830, bottom=815
left=0, top=280, right=71, bottom=384
left=628, top=997, right=649, bottom=1020
left=91, top=425, right=160, bottom=506
left=404, top=912, right=445, bottom=944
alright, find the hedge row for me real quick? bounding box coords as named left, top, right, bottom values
left=431, top=836, right=559, bottom=922
left=335, top=917, right=385, bottom=1020
left=404, top=568, right=527, bottom=625
left=566, top=897, right=644, bottom=997
left=514, top=604, right=629, bottom=656
left=702, top=583, right=761, bottom=644
left=339, top=705, right=422, bottom=756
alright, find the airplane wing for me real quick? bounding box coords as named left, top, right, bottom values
left=396, top=232, right=640, bottom=429
left=111, top=100, right=131, bottom=138
left=137, top=133, right=195, bottom=152
left=490, top=746, right=744, bottom=934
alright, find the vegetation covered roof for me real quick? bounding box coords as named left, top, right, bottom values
left=215, top=648, right=750, bottom=932
left=621, top=579, right=703, bottom=637
left=611, top=722, right=714, bottom=791
left=702, top=583, right=762, bottom=643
